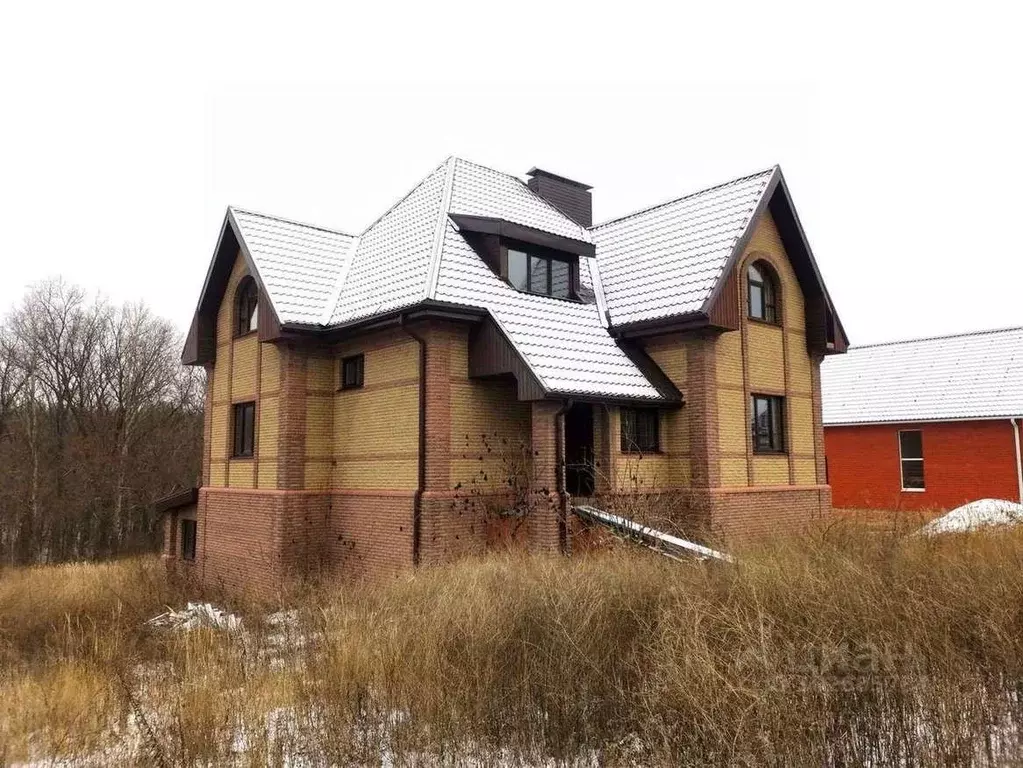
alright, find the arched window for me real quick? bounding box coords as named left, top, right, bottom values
left=235, top=277, right=258, bottom=336
left=747, top=261, right=779, bottom=323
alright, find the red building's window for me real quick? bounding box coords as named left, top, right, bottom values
left=899, top=430, right=925, bottom=490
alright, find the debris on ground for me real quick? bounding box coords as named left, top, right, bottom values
left=573, top=505, right=735, bottom=563
left=918, top=498, right=1023, bottom=536
left=146, top=602, right=243, bottom=631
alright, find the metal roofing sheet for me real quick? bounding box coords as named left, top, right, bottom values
left=822, top=328, right=1023, bottom=425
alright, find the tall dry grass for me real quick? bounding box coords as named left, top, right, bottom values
left=2, top=524, right=1023, bottom=765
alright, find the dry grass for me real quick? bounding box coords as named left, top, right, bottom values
left=2, top=523, right=1023, bottom=765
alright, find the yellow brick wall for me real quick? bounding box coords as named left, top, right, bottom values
left=602, top=406, right=672, bottom=491
left=793, top=457, right=817, bottom=485
left=232, top=336, right=258, bottom=399
left=717, top=388, right=747, bottom=463
left=788, top=396, right=815, bottom=455
left=726, top=211, right=819, bottom=487
left=747, top=213, right=806, bottom=333
left=615, top=339, right=689, bottom=489
left=631, top=211, right=824, bottom=492
left=306, top=394, right=333, bottom=460
left=205, top=249, right=280, bottom=489
left=331, top=334, right=420, bottom=491
left=746, top=323, right=784, bottom=391
left=447, top=327, right=532, bottom=491
left=714, top=330, right=744, bottom=388
left=720, top=458, right=749, bottom=486
left=788, top=335, right=813, bottom=395
left=752, top=455, right=789, bottom=485
left=261, top=344, right=281, bottom=394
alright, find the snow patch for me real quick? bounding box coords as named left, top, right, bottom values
left=918, top=498, right=1023, bottom=536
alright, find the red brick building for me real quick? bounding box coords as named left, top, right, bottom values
left=822, top=328, right=1023, bottom=512
left=161, top=158, right=848, bottom=595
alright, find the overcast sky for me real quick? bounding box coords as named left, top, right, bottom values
left=1, top=2, right=1019, bottom=346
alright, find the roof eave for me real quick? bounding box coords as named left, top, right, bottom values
left=610, top=310, right=718, bottom=340
left=698, top=167, right=782, bottom=319
left=449, top=214, right=595, bottom=257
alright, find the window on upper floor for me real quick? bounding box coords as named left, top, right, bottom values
left=621, top=407, right=660, bottom=453
left=899, top=430, right=925, bottom=491
left=235, top=276, right=259, bottom=336
left=507, top=248, right=574, bottom=299
left=747, top=261, right=779, bottom=323
left=341, top=354, right=365, bottom=389
left=232, top=401, right=255, bottom=458
left=751, top=394, right=785, bottom=453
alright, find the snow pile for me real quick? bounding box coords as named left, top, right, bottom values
left=918, top=498, right=1023, bottom=536
left=146, top=602, right=243, bottom=631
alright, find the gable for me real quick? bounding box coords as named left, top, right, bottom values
left=708, top=212, right=805, bottom=331
left=606, top=169, right=848, bottom=354
left=706, top=205, right=846, bottom=355
left=592, top=169, right=774, bottom=329
left=182, top=213, right=284, bottom=365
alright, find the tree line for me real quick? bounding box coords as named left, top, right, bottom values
left=0, top=278, right=203, bottom=565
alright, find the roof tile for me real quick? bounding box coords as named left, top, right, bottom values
left=591, top=169, right=774, bottom=326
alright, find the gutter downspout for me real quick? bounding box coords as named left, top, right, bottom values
left=1013, top=418, right=1023, bottom=505
left=400, top=316, right=427, bottom=566
left=554, top=399, right=573, bottom=553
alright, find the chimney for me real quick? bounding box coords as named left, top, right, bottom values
left=526, top=168, right=592, bottom=228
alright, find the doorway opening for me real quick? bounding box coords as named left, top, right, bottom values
left=564, top=403, right=595, bottom=496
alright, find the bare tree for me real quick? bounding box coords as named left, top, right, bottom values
left=101, top=303, right=181, bottom=544
left=0, top=278, right=202, bottom=564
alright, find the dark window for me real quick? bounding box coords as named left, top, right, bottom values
left=180, top=518, right=196, bottom=561
left=232, top=401, right=255, bottom=458
left=236, top=277, right=259, bottom=336
left=341, top=354, right=364, bottom=389
left=899, top=430, right=924, bottom=490
left=751, top=395, right=785, bottom=453
left=621, top=408, right=659, bottom=453
left=551, top=260, right=570, bottom=299
left=508, top=249, right=528, bottom=291
left=747, top=262, right=778, bottom=323
left=507, top=248, right=573, bottom=299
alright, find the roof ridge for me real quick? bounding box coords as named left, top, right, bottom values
left=589, top=166, right=777, bottom=231
left=319, top=234, right=362, bottom=325
left=355, top=158, right=451, bottom=237
left=850, top=326, right=1023, bottom=351
left=228, top=206, right=354, bottom=237
left=424, top=158, right=458, bottom=300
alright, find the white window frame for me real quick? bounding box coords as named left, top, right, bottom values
left=898, top=429, right=925, bottom=492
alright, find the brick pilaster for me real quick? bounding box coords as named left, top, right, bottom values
left=686, top=333, right=720, bottom=489
left=529, top=400, right=564, bottom=553
left=277, top=344, right=307, bottom=490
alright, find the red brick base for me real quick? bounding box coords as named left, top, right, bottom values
left=166, top=483, right=832, bottom=597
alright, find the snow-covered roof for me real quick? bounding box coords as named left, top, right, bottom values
left=591, top=168, right=775, bottom=326
left=222, top=157, right=788, bottom=402
left=822, top=327, right=1023, bottom=425
left=230, top=209, right=356, bottom=326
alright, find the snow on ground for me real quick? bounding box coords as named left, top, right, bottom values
left=919, top=498, right=1023, bottom=536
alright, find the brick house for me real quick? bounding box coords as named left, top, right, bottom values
left=822, top=327, right=1023, bottom=512
left=161, top=158, right=847, bottom=594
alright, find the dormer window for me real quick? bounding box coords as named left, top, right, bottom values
left=507, top=248, right=573, bottom=299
